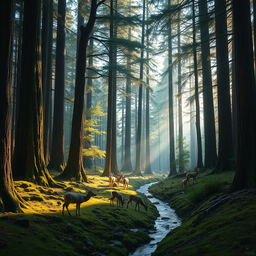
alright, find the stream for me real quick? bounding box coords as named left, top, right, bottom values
left=129, top=182, right=181, bottom=256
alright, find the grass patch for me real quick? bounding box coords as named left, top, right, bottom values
left=187, top=177, right=226, bottom=204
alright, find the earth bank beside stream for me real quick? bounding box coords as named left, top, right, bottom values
left=149, top=171, right=256, bottom=256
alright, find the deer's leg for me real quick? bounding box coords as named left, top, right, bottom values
left=66, top=204, right=71, bottom=216
left=62, top=203, right=66, bottom=216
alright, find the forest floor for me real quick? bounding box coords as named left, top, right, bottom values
left=0, top=174, right=160, bottom=256
left=149, top=171, right=256, bottom=256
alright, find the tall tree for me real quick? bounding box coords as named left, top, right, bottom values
left=60, top=0, right=104, bottom=181
left=48, top=0, right=66, bottom=172
left=214, top=0, right=233, bottom=172
left=103, top=0, right=119, bottom=176
left=198, top=0, right=217, bottom=168
left=84, top=38, right=94, bottom=169
left=134, top=0, right=146, bottom=175
left=42, top=0, right=53, bottom=164
left=232, top=0, right=256, bottom=190
left=192, top=0, right=203, bottom=168
left=144, top=0, right=152, bottom=174
left=0, top=0, right=21, bottom=212
left=168, top=0, right=177, bottom=176
left=177, top=10, right=184, bottom=172
left=13, top=0, right=56, bottom=186
left=121, top=28, right=133, bottom=172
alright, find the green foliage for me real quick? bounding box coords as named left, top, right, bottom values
left=83, top=103, right=106, bottom=159
left=83, top=145, right=105, bottom=159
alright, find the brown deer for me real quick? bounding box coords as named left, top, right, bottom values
left=62, top=190, right=96, bottom=216
left=109, top=174, right=123, bottom=187
left=127, top=195, right=147, bottom=212
left=123, top=177, right=129, bottom=189
left=109, top=191, right=124, bottom=207
left=186, top=168, right=199, bottom=184
left=181, top=177, right=189, bottom=188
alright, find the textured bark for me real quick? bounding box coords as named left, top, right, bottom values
left=232, top=0, right=256, bottom=190
left=13, top=0, right=56, bottom=186
left=48, top=0, right=66, bottom=172
left=167, top=0, right=176, bottom=176
left=60, top=0, right=101, bottom=181
left=192, top=0, right=203, bottom=168
left=42, top=0, right=53, bottom=164
left=0, top=0, right=21, bottom=213
left=214, top=0, right=233, bottom=172
left=103, top=0, right=119, bottom=176
left=121, top=33, right=133, bottom=171
left=144, top=2, right=152, bottom=175
left=198, top=0, right=217, bottom=168
left=134, top=0, right=146, bottom=176
left=84, top=38, right=93, bottom=169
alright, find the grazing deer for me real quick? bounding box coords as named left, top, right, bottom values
left=109, top=191, right=124, bottom=207
left=109, top=175, right=117, bottom=186
left=186, top=168, right=199, bottom=184
left=123, top=178, right=129, bottom=189
left=116, top=174, right=124, bottom=185
left=62, top=190, right=96, bottom=216
left=127, top=195, right=147, bottom=212
left=181, top=177, right=189, bottom=188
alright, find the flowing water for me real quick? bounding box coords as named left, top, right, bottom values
left=129, top=182, right=181, bottom=256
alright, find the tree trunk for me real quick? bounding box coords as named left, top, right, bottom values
left=134, top=0, right=146, bottom=175
left=232, top=0, right=256, bottom=190
left=103, top=0, right=119, bottom=176
left=177, top=11, right=184, bottom=172
left=84, top=38, right=93, bottom=169
left=13, top=0, right=56, bottom=186
left=60, top=0, right=100, bottom=181
left=144, top=1, right=152, bottom=175
left=42, top=0, right=53, bottom=165
left=198, top=0, right=217, bottom=168
left=214, top=0, right=233, bottom=172
left=168, top=0, right=177, bottom=176
left=0, top=0, right=22, bottom=213
left=192, top=0, right=203, bottom=168
left=48, top=0, right=66, bottom=172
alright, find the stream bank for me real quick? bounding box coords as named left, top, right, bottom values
left=149, top=172, right=256, bottom=256
left=129, top=182, right=181, bottom=256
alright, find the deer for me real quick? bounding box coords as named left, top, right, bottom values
left=186, top=168, right=199, bottom=184
left=62, top=190, right=96, bottom=216
left=109, top=175, right=117, bottom=187
left=181, top=176, right=189, bottom=188
left=109, top=191, right=124, bottom=207
left=127, top=195, right=147, bottom=212
left=109, top=174, right=124, bottom=187
left=123, top=177, right=129, bottom=189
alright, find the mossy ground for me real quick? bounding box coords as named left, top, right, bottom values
left=149, top=171, right=256, bottom=256
left=0, top=175, right=159, bottom=256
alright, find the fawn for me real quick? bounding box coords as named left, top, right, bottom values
left=123, top=177, right=129, bottom=189
left=62, top=190, right=96, bottom=216
left=127, top=195, right=147, bottom=212
left=109, top=191, right=124, bottom=207
left=186, top=168, right=199, bottom=184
